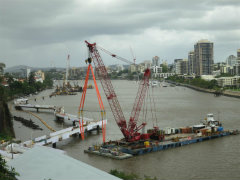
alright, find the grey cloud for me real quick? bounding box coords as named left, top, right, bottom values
left=0, top=0, right=239, bottom=67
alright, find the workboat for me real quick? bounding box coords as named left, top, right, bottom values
left=14, top=98, right=28, bottom=105
left=151, top=81, right=158, bottom=87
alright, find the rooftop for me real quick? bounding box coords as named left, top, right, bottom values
left=7, top=145, right=121, bottom=180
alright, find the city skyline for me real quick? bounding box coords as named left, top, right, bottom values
left=1, top=0, right=240, bottom=68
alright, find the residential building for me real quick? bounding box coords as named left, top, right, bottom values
left=194, top=39, right=214, bottom=76
left=237, top=49, right=240, bottom=60
left=152, top=56, right=160, bottom=66
left=151, top=56, right=162, bottom=77
left=188, top=51, right=194, bottom=75
left=201, top=75, right=215, bottom=81
left=212, top=70, right=221, bottom=77
left=137, top=63, right=145, bottom=73
left=35, top=70, right=45, bottom=83
left=233, top=64, right=240, bottom=76
left=174, top=59, right=188, bottom=75
left=219, top=64, right=228, bottom=74
left=217, top=76, right=240, bottom=87
left=116, top=64, right=124, bottom=72
left=226, top=55, right=237, bottom=67
left=159, top=73, right=175, bottom=78
left=143, top=60, right=152, bottom=69
left=174, top=59, right=182, bottom=74
left=181, top=59, right=188, bottom=75
left=128, top=64, right=136, bottom=73
left=151, top=66, right=162, bottom=78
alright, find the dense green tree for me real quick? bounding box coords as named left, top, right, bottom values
left=167, top=76, right=219, bottom=90
left=160, top=64, right=168, bottom=73
left=0, top=63, right=5, bottom=75
left=4, top=73, right=14, bottom=85
left=43, top=73, right=53, bottom=88
left=28, top=72, right=35, bottom=86
left=34, top=81, right=43, bottom=91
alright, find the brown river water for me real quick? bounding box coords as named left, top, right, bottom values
left=11, top=80, right=240, bottom=180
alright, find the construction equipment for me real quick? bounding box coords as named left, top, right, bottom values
left=78, top=58, right=106, bottom=142
left=85, top=41, right=151, bottom=142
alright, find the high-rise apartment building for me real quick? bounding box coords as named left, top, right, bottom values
left=194, top=39, right=214, bottom=76
left=174, top=59, right=188, bottom=75
left=174, top=59, right=182, bottom=75
left=237, top=49, right=240, bottom=58
left=181, top=59, right=188, bottom=75
left=237, top=49, right=240, bottom=64
left=188, top=51, right=194, bottom=75
left=226, top=55, right=237, bottom=67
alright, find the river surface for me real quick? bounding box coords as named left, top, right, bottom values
left=11, top=80, right=240, bottom=180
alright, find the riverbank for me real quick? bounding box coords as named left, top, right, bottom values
left=166, top=80, right=240, bottom=99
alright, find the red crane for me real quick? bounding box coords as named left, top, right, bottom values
left=85, top=41, right=151, bottom=142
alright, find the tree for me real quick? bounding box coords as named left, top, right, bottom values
left=4, top=73, right=14, bottom=85
left=0, top=63, right=6, bottom=75
left=28, top=72, right=35, bottom=86
left=160, top=64, right=168, bottom=73
left=0, top=154, right=19, bottom=180
left=43, top=73, right=53, bottom=88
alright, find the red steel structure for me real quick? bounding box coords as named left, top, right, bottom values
left=78, top=60, right=106, bottom=142
left=85, top=41, right=151, bottom=142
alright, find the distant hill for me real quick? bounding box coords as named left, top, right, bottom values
left=5, top=65, right=65, bottom=73
left=5, top=65, right=32, bottom=73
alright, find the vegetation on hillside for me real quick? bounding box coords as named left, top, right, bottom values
left=167, top=75, right=219, bottom=89
left=2, top=72, right=53, bottom=99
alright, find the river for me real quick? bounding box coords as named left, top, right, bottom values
left=11, top=80, right=240, bottom=180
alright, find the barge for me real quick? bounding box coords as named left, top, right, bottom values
left=85, top=114, right=239, bottom=160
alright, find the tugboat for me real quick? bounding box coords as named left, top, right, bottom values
left=192, top=114, right=223, bottom=136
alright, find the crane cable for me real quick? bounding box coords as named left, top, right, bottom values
left=148, top=84, right=155, bottom=127
left=97, top=45, right=135, bottom=65
left=151, top=85, right=158, bottom=127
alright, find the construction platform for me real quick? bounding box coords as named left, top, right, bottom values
left=84, top=130, right=239, bottom=160
left=14, top=103, right=57, bottom=112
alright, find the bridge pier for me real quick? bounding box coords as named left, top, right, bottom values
left=97, top=125, right=100, bottom=134
left=36, top=108, right=39, bottom=112
left=52, top=143, right=56, bottom=148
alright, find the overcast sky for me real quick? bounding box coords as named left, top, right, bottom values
left=1, top=0, right=240, bottom=68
